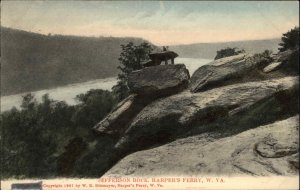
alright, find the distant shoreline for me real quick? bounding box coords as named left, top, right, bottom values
left=1, top=58, right=212, bottom=112
left=1, top=76, right=118, bottom=97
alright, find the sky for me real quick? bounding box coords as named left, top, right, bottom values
left=1, top=1, right=299, bottom=45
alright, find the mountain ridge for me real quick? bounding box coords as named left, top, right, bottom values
left=1, top=27, right=281, bottom=95
left=170, top=38, right=281, bottom=59
left=1, top=27, right=150, bottom=95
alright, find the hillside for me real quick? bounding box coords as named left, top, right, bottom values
left=1, top=37, right=299, bottom=179
left=0, top=27, right=149, bottom=95
left=170, top=38, right=281, bottom=59
left=0, top=27, right=281, bottom=96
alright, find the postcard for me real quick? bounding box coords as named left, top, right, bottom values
left=1, top=1, right=299, bottom=190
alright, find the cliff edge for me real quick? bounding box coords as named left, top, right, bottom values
left=93, top=49, right=299, bottom=177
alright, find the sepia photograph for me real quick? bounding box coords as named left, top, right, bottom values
left=1, top=1, right=299, bottom=190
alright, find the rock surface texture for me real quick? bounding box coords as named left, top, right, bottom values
left=115, top=76, right=298, bottom=152
left=128, top=64, right=190, bottom=96
left=263, top=62, right=282, bottom=73
left=94, top=64, right=190, bottom=136
left=189, top=54, right=256, bottom=92
left=92, top=52, right=299, bottom=177
left=93, top=94, right=140, bottom=135
left=105, top=116, right=299, bottom=177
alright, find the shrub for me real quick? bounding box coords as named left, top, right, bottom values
left=279, top=26, right=299, bottom=52
left=252, top=49, right=274, bottom=68
left=214, top=47, right=245, bottom=60
left=112, top=42, right=153, bottom=101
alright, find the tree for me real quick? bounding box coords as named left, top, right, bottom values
left=20, top=93, right=37, bottom=110
left=278, top=26, right=299, bottom=52
left=277, top=27, right=299, bottom=74
left=214, top=47, right=245, bottom=60
left=247, top=49, right=274, bottom=69
left=112, top=42, right=153, bottom=101
left=73, top=89, right=117, bottom=129
left=1, top=90, right=117, bottom=178
left=1, top=94, right=58, bottom=177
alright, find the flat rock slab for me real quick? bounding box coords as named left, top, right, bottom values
left=105, top=115, right=299, bottom=177
left=189, top=54, right=254, bottom=92
left=93, top=94, right=154, bottom=136
left=263, top=62, right=282, bottom=73
left=93, top=95, right=138, bottom=135
left=128, top=64, right=190, bottom=96
left=207, top=53, right=248, bottom=66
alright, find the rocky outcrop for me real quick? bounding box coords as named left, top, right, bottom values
left=208, top=53, right=248, bottom=66
left=93, top=94, right=151, bottom=136
left=128, top=64, right=190, bottom=96
left=92, top=49, right=299, bottom=177
left=263, top=62, right=282, bottom=73
left=105, top=116, right=299, bottom=177
left=189, top=54, right=256, bottom=92
left=94, top=64, right=190, bottom=136
left=115, top=76, right=298, bottom=153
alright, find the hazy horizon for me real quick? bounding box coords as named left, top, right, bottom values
left=1, top=25, right=283, bottom=46
left=1, top=1, right=299, bottom=45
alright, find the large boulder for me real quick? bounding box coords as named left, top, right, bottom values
left=128, top=64, right=190, bottom=96
left=115, top=76, right=299, bottom=153
left=93, top=94, right=154, bottom=136
left=189, top=54, right=257, bottom=92
left=94, top=64, right=190, bottom=136
left=105, top=115, right=299, bottom=176
left=93, top=95, right=137, bottom=135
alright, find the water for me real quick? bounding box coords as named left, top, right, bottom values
left=176, top=57, right=211, bottom=75
left=1, top=58, right=211, bottom=112
left=1, top=77, right=118, bottom=112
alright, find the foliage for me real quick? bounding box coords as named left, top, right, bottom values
left=281, top=49, right=299, bottom=74
left=278, top=26, right=299, bottom=52
left=1, top=89, right=117, bottom=178
left=277, top=27, right=300, bottom=74
left=214, top=47, right=245, bottom=60
left=247, top=49, right=274, bottom=69
left=1, top=94, right=64, bottom=178
left=73, top=136, right=117, bottom=177
left=112, top=42, right=153, bottom=101
left=73, top=89, right=117, bottom=131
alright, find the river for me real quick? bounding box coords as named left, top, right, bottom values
left=1, top=58, right=211, bottom=112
